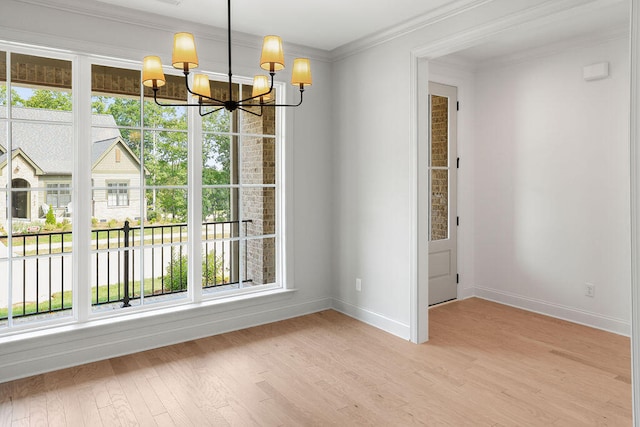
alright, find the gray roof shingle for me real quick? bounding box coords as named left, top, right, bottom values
left=0, top=107, right=122, bottom=175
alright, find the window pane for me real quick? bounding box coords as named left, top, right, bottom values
left=202, top=108, right=230, bottom=133
left=431, top=95, right=448, bottom=168
left=203, top=133, right=233, bottom=185
left=0, top=257, right=7, bottom=328
left=144, top=130, right=188, bottom=187
left=143, top=74, right=187, bottom=130
left=202, top=187, right=238, bottom=225
left=241, top=137, right=275, bottom=185
left=10, top=53, right=72, bottom=119
left=431, top=169, right=449, bottom=241
left=242, top=187, right=276, bottom=237
left=92, top=65, right=142, bottom=127
left=149, top=188, right=188, bottom=224
left=245, top=237, right=276, bottom=286
left=0, top=50, right=5, bottom=118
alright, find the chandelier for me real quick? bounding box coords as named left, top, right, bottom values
left=141, top=0, right=312, bottom=116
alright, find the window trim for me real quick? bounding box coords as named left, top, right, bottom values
left=106, top=181, right=129, bottom=207
left=0, top=44, right=289, bottom=336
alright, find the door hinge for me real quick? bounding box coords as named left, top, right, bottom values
left=456, top=274, right=459, bottom=284
left=456, top=101, right=459, bottom=111
left=457, top=157, right=460, bottom=169
left=456, top=216, right=459, bottom=226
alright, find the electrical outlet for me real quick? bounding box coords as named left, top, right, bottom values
left=585, top=283, right=595, bottom=298
left=356, top=278, right=362, bottom=292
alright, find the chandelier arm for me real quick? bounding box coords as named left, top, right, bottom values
left=257, top=88, right=305, bottom=108
left=151, top=87, right=204, bottom=108
left=237, top=105, right=264, bottom=117
left=181, top=71, right=228, bottom=104
left=199, top=104, right=227, bottom=117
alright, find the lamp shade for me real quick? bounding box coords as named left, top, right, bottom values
left=172, top=32, right=199, bottom=71
left=192, top=74, right=211, bottom=98
left=291, top=58, right=312, bottom=87
left=260, top=35, right=285, bottom=72
left=142, top=56, right=166, bottom=88
left=252, top=75, right=272, bottom=101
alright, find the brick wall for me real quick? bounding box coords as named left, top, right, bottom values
left=241, top=103, right=276, bottom=285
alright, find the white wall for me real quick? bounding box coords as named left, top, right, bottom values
left=472, top=36, right=631, bottom=334
left=0, top=0, right=334, bottom=382
left=330, top=0, right=595, bottom=338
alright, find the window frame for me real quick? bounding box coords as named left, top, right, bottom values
left=46, top=182, right=72, bottom=208
left=0, top=45, right=288, bottom=336
left=106, top=181, right=129, bottom=207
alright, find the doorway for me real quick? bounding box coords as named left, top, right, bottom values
left=428, top=82, right=458, bottom=306
left=11, top=178, right=30, bottom=219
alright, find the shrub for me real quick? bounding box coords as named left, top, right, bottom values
left=164, top=248, right=188, bottom=292
left=45, top=205, right=56, bottom=226
left=203, top=251, right=228, bottom=286
left=164, top=250, right=227, bottom=292
left=147, top=210, right=158, bottom=222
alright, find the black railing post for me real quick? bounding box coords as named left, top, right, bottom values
left=122, top=220, right=131, bottom=307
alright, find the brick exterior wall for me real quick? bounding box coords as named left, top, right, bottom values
left=431, top=95, right=449, bottom=241
left=241, top=105, right=276, bottom=285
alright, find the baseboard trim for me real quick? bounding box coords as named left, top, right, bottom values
left=0, top=295, right=333, bottom=383
left=331, top=298, right=411, bottom=340
left=473, top=286, right=630, bottom=336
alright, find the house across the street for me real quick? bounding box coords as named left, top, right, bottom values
left=0, top=107, right=144, bottom=225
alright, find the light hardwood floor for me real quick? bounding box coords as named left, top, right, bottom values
left=0, top=298, right=632, bottom=426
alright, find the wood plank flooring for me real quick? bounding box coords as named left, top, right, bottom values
left=0, top=298, right=632, bottom=426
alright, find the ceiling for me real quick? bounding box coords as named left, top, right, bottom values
left=92, top=0, right=467, bottom=51
left=42, top=0, right=630, bottom=59
left=448, top=0, right=630, bottom=66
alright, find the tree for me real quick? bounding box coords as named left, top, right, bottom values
left=18, top=89, right=72, bottom=110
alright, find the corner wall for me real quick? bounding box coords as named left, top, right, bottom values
left=472, top=35, right=631, bottom=334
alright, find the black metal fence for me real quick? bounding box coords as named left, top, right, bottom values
left=0, top=220, right=251, bottom=320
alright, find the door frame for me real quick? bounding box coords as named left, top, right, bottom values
left=428, top=81, right=458, bottom=307
left=411, top=1, right=639, bottom=422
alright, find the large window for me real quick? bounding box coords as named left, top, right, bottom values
left=0, top=48, right=74, bottom=328
left=0, top=44, right=283, bottom=334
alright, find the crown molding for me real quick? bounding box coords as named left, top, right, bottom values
left=12, top=0, right=332, bottom=62
left=472, top=26, right=629, bottom=71
left=330, top=0, right=493, bottom=62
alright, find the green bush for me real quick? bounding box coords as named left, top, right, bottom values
left=203, top=251, right=228, bottom=286
left=164, top=249, right=227, bottom=292
left=164, top=248, right=188, bottom=292
left=45, top=205, right=56, bottom=226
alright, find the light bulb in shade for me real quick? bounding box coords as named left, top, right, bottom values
left=260, top=35, right=285, bottom=72
left=291, top=58, right=312, bottom=88
left=252, top=75, right=272, bottom=102
left=142, top=56, right=166, bottom=88
left=192, top=74, right=211, bottom=99
left=172, top=32, right=199, bottom=71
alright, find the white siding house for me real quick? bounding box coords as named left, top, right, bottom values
left=0, top=107, right=144, bottom=225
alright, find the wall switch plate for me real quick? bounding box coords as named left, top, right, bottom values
left=585, top=283, right=595, bottom=297
left=356, top=278, right=362, bottom=292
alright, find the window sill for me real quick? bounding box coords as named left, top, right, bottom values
left=0, top=287, right=298, bottom=345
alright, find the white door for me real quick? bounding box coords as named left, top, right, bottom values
left=428, top=82, right=457, bottom=306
